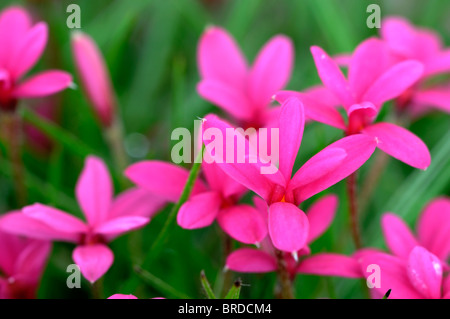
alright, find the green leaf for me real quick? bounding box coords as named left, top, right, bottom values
left=134, top=266, right=191, bottom=299
left=143, top=145, right=205, bottom=267
left=200, top=270, right=217, bottom=299
left=224, top=279, right=242, bottom=299
left=20, top=107, right=99, bottom=159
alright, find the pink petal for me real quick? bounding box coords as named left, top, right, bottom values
left=108, top=187, right=166, bottom=219
left=249, top=35, right=293, bottom=107
left=348, top=38, right=390, bottom=100
left=0, top=212, right=79, bottom=242
left=72, top=31, right=115, bottom=126
left=202, top=162, right=246, bottom=198
left=197, top=26, right=247, bottom=88
left=197, top=79, right=253, bottom=121
left=407, top=246, right=443, bottom=299
left=381, top=213, right=419, bottom=258
left=278, top=98, right=305, bottom=180
left=289, top=134, right=376, bottom=203
left=13, top=70, right=72, bottom=98
left=268, top=202, right=309, bottom=253
left=297, top=253, right=361, bottom=278
left=108, top=294, right=138, bottom=299
left=125, top=161, right=206, bottom=203
left=10, top=22, right=48, bottom=80
left=76, top=156, right=113, bottom=226
left=362, top=60, right=424, bottom=107
left=310, top=46, right=354, bottom=108
left=381, top=17, right=417, bottom=58
left=412, top=88, right=450, bottom=114
left=72, top=244, right=114, bottom=283
left=217, top=204, right=268, bottom=245
left=95, top=216, right=149, bottom=238
left=0, top=7, right=31, bottom=68
left=226, top=248, right=277, bottom=273
left=275, top=90, right=345, bottom=129
left=333, top=53, right=351, bottom=66
left=0, top=228, right=24, bottom=275
left=202, top=114, right=285, bottom=202
left=362, top=122, right=431, bottom=169
left=306, top=195, right=338, bottom=243
left=13, top=240, right=51, bottom=281
left=23, top=203, right=87, bottom=234
left=426, top=49, right=450, bottom=76
left=177, top=191, right=221, bottom=229
left=357, top=250, right=422, bottom=299
left=347, top=102, right=378, bottom=134
left=417, top=197, right=450, bottom=260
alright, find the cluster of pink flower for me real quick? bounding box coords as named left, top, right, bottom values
left=0, top=6, right=449, bottom=299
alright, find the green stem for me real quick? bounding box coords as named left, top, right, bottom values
left=200, top=270, right=217, bottom=299
left=274, top=249, right=294, bottom=299
left=142, top=145, right=205, bottom=268
left=1, top=111, right=27, bottom=206
left=347, top=172, right=362, bottom=249
left=104, top=119, right=129, bottom=188
left=134, top=266, right=191, bottom=299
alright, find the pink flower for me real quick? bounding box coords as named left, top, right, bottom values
left=357, top=197, right=450, bottom=299
left=0, top=221, right=51, bottom=299
left=197, top=26, right=293, bottom=128
left=71, top=31, right=116, bottom=127
left=381, top=197, right=450, bottom=266
left=276, top=38, right=431, bottom=169
left=0, top=156, right=162, bottom=283
left=125, top=159, right=269, bottom=245
left=0, top=6, right=72, bottom=111
left=226, top=195, right=361, bottom=280
left=202, top=98, right=377, bottom=253
left=107, top=294, right=164, bottom=299
left=381, top=17, right=450, bottom=115
left=358, top=247, right=450, bottom=299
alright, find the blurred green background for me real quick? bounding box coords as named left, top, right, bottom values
left=0, top=0, right=449, bottom=299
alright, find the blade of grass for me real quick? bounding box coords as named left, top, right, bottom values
left=20, top=107, right=99, bottom=158
left=134, top=266, right=191, bottom=299
left=306, top=0, right=357, bottom=52
left=143, top=145, right=205, bottom=267
left=200, top=270, right=217, bottom=299
left=224, top=279, right=242, bottom=299
left=226, top=0, right=264, bottom=41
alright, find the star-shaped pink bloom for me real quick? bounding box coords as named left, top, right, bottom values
left=197, top=26, right=293, bottom=128
left=0, top=156, right=162, bottom=283
left=380, top=197, right=450, bottom=267
left=0, top=6, right=72, bottom=111
left=202, top=98, right=377, bottom=254
left=357, top=197, right=450, bottom=299
left=226, top=194, right=361, bottom=280
left=381, top=17, right=450, bottom=116
left=276, top=38, right=431, bottom=169
left=358, top=246, right=450, bottom=299
left=0, top=222, right=51, bottom=299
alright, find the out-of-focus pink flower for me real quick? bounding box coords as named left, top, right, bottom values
left=71, top=31, right=116, bottom=127
left=197, top=26, right=293, bottom=129
left=358, top=247, right=450, bottom=299
left=357, top=197, right=450, bottom=299
left=276, top=38, right=431, bottom=170
left=0, top=222, right=51, bottom=299
left=381, top=17, right=450, bottom=115
left=0, top=156, right=163, bottom=283
left=125, top=159, right=269, bottom=245
left=202, top=98, right=377, bottom=254
left=107, top=294, right=164, bottom=299
left=0, top=6, right=72, bottom=111
left=381, top=197, right=450, bottom=267
left=226, top=195, right=361, bottom=280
